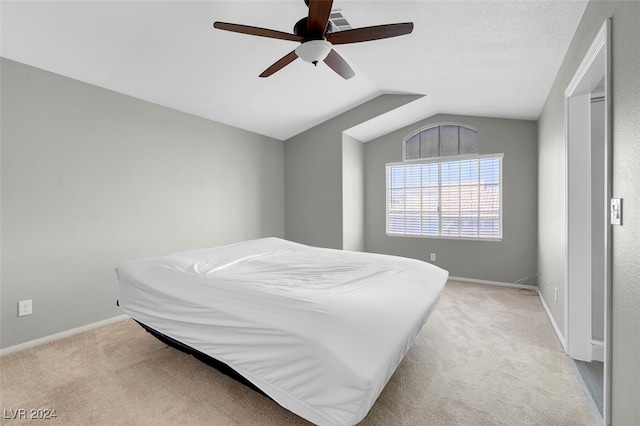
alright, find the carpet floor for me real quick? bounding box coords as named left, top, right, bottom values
left=0, top=280, right=595, bottom=425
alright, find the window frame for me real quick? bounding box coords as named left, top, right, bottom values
left=402, top=122, right=479, bottom=161
left=386, top=153, right=503, bottom=242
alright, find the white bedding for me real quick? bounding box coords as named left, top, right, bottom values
left=117, top=237, right=448, bottom=425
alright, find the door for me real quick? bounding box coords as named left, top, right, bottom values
left=565, top=19, right=611, bottom=425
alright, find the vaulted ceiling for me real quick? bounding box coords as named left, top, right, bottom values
left=1, top=1, right=588, bottom=141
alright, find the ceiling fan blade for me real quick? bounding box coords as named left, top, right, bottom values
left=214, top=22, right=303, bottom=42
left=324, top=49, right=355, bottom=80
left=307, top=0, right=333, bottom=37
left=326, top=22, right=414, bottom=45
left=259, top=50, right=299, bottom=78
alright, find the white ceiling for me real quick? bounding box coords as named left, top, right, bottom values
left=1, top=0, right=588, bottom=141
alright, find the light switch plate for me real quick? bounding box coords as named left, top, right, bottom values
left=611, top=198, right=622, bottom=225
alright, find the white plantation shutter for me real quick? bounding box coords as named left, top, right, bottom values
left=386, top=154, right=502, bottom=240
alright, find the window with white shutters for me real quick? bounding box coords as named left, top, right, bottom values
left=386, top=154, right=503, bottom=240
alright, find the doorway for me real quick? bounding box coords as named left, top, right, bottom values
left=565, top=19, right=611, bottom=425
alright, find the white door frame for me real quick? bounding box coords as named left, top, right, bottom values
left=564, top=19, right=611, bottom=425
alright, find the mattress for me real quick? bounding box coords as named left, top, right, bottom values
left=116, top=237, right=448, bottom=425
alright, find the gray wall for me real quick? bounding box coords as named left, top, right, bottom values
left=538, top=1, right=640, bottom=423
left=0, top=58, right=285, bottom=349
left=284, top=94, right=420, bottom=250
left=365, top=114, right=538, bottom=284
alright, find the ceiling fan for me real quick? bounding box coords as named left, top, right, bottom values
left=213, top=0, right=413, bottom=80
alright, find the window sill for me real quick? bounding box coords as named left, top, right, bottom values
left=386, top=233, right=502, bottom=242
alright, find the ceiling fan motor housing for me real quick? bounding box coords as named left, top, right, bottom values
left=294, top=17, right=330, bottom=40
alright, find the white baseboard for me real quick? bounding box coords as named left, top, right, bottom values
left=448, top=276, right=539, bottom=292
left=592, top=340, right=605, bottom=362
left=538, top=291, right=566, bottom=351
left=0, top=314, right=129, bottom=356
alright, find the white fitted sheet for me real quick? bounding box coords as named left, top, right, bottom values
left=117, top=237, right=448, bottom=425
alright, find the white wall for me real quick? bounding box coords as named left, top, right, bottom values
left=590, top=97, right=605, bottom=342
left=538, top=1, right=640, bottom=423
left=342, top=134, right=365, bottom=251
left=1, top=58, right=285, bottom=349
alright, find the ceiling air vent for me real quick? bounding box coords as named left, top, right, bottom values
left=328, top=9, right=352, bottom=32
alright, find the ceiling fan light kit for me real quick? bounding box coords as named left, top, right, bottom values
left=213, top=0, right=414, bottom=79
left=295, top=40, right=332, bottom=65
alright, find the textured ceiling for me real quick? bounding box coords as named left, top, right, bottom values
left=1, top=1, right=588, bottom=141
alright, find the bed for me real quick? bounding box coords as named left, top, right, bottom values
left=116, top=237, right=448, bottom=425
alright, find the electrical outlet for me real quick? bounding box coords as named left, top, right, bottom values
left=554, top=287, right=558, bottom=303
left=430, top=253, right=436, bottom=262
left=548, top=279, right=551, bottom=290
left=18, top=300, right=32, bottom=317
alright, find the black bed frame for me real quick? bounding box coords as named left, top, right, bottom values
left=118, top=301, right=269, bottom=398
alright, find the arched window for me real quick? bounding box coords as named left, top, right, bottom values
left=388, top=123, right=502, bottom=240
left=403, top=123, right=479, bottom=161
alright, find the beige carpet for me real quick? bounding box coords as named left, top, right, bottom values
left=0, top=280, right=595, bottom=425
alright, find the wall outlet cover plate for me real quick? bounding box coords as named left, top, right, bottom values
left=18, top=299, right=33, bottom=317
